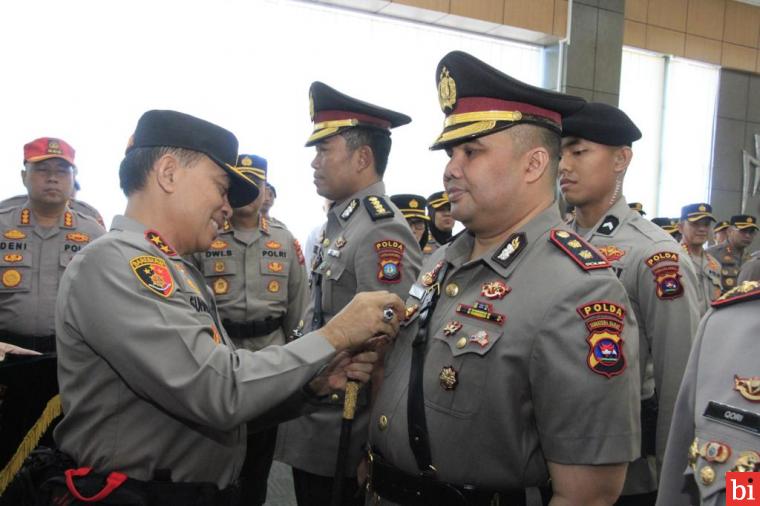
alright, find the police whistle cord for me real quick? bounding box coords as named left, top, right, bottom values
left=0, top=394, right=61, bottom=495
left=330, top=381, right=360, bottom=506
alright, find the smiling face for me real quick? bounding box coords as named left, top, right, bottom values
left=170, top=155, right=233, bottom=253
left=22, top=158, right=75, bottom=207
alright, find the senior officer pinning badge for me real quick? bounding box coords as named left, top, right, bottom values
left=439, top=365, right=458, bottom=390
left=145, top=230, right=177, bottom=257
left=577, top=301, right=626, bottom=378
left=492, top=233, right=526, bottom=269
left=3, top=229, right=26, bottom=240
left=550, top=230, right=609, bottom=270
left=598, top=245, right=626, bottom=262
left=375, top=239, right=405, bottom=284
left=481, top=280, right=510, bottom=300
left=734, top=375, right=760, bottom=402
left=130, top=255, right=175, bottom=298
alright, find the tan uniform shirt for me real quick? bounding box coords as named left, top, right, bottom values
left=192, top=216, right=308, bottom=351
left=656, top=283, right=760, bottom=506
left=370, top=205, right=640, bottom=496
left=54, top=215, right=339, bottom=488
left=422, top=232, right=440, bottom=256
left=0, top=201, right=104, bottom=338
left=276, top=181, right=423, bottom=477
left=574, top=197, right=701, bottom=495
left=1, top=194, right=105, bottom=227
left=681, top=243, right=722, bottom=316
left=706, top=242, right=751, bottom=293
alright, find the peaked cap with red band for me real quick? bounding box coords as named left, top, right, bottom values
left=430, top=50, right=586, bottom=150
left=306, top=81, right=411, bottom=147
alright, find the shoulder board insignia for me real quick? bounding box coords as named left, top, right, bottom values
left=260, top=216, right=270, bottom=234
left=130, top=255, right=175, bottom=298
left=19, top=208, right=31, bottom=225
left=294, top=239, right=305, bottom=265
left=145, top=230, right=177, bottom=257
left=63, top=211, right=74, bottom=228
left=66, top=232, right=90, bottom=243
left=4, top=229, right=26, bottom=240
left=713, top=281, right=760, bottom=308
left=492, top=233, right=526, bottom=269
left=340, top=199, right=360, bottom=220
left=596, top=215, right=619, bottom=235
left=549, top=229, right=609, bottom=270
left=645, top=251, right=679, bottom=268
left=223, top=219, right=231, bottom=232
left=363, top=196, right=394, bottom=221
left=210, top=239, right=228, bottom=250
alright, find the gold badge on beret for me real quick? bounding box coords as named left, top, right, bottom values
left=438, top=67, right=457, bottom=112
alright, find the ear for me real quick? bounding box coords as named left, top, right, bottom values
left=20, top=169, right=28, bottom=189
left=612, top=146, right=633, bottom=174
left=153, top=154, right=181, bottom=195
left=354, top=145, right=373, bottom=173
left=524, top=147, right=550, bottom=184
left=677, top=221, right=685, bottom=235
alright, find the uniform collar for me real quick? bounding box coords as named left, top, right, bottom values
left=329, top=180, right=386, bottom=228
left=445, top=204, right=563, bottom=279
left=111, top=215, right=179, bottom=258
left=16, top=201, right=76, bottom=229
left=576, top=196, right=632, bottom=240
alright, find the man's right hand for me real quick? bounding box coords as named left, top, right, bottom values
left=320, top=291, right=405, bottom=351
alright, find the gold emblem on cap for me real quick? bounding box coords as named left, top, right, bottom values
left=241, top=156, right=252, bottom=167
left=378, top=415, right=388, bottom=431
left=438, top=67, right=457, bottom=112
left=445, top=283, right=459, bottom=297
left=698, top=204, right=706, bottom=212
left=699, top=466, right=715, bottom=485
left=749, top=217, right=755, bottom=223
left=409, top=199, right=419, bottom=209
left=309, top=92, right=315, bottom=122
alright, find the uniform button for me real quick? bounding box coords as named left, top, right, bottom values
left=456, top=337, right=467, bottom=349
left=378, top=415, right=388, bottom=431
left=322, top=239, right=330, bottom=247
left=445, top=283, right=459, bottom=297
left=699, top=465, right=715, bottom=485
left=330, top=393, right=340, bottom=402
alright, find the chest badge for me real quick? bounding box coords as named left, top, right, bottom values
left=734, top=375, right=760, bottom=402
left=66, top=232, right=90, bottom=243
left=265, top=240, right=281, bottom=250
left=3, top=229, right=26, bottom=240
left=455, top=301, right=506, bottom=325
left=210, top=239, right=228, bottom=250
left=214, top=261, right=225, bottom=273
left=404, top=304, right=419, bottom=320
left=469, top=330, right=489, bottom=347
left=267, top=280, right=281, bottom=293
left=442, top=320, right=463, bottom=336
left=268, top=261, right=284, bottom=273
left=422, top=260, right=445, bottom=287
left=439, top=366, right=458, bottom=391
left=3, top=254, right=23, bottom=263
left=1, top=269, right=21, bottom=288
left=598, top=245, right=626, bottom=262
left=481, top=280, right=510, bottom=300
left=213, top=277, right=229, bottom=295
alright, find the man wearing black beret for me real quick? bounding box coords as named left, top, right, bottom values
left=368, top=51, right=640, bottom=506
left=560, top=102, right=701, bottom=506
left=23, top=110, right=404, bottom=505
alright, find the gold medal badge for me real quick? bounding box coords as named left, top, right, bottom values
left=438, top=67, right=457, bottom=112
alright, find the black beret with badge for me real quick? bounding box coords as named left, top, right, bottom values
left=125, top=109, right=259, bottom=207
left=305, top=81, right=411, bottom=147
left=431, top=50, right=586, bottom=150
left=680, top=203, right=715, bottom=222
left=562, top=102, right=642, bottom=147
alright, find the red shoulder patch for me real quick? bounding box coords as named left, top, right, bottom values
left=294, top=239, right=305, bottom=265
left=549, top=229, right=610, bottom=271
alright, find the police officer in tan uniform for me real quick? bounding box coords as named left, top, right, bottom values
left=712, top=220, right=729, bottom=246
left=192, top=154, right=308, bottom=505
left=707, top=215, right=758, bottom=293
left=656, top=280, right=760, bottom=506
left=369, top=51, right=640, bottom=506
left=678, top=203, right=721, bottom=315
left=390, top=194, right=430, bottom=251
left=0, top=137, right=105, bottom=350
left=424, top=191, right=454, bottom=256
left=45, top=110, right=401, bottom=505
left=560, top=102, right=702, bottom=505
left=276, top=82, right=422, bottom=506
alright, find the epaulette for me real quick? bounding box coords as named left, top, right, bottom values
left=549, top=229, right=610, bottom=271
left=363, top=196, right=394, bottom=221
left=712, top=281, right=760, bottom=308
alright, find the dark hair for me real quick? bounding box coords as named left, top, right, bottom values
left=119, top=147, right=203, bottom=196
left=340, top=127, right=392, bottom=177
left=510, top=124, right=560, bottom=178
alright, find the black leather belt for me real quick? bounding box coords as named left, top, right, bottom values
left=368, top=452, right=550, bottom=506
left=1, top=333, right=56, bottom=353
left=222, top=318, right=283, bottom=339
